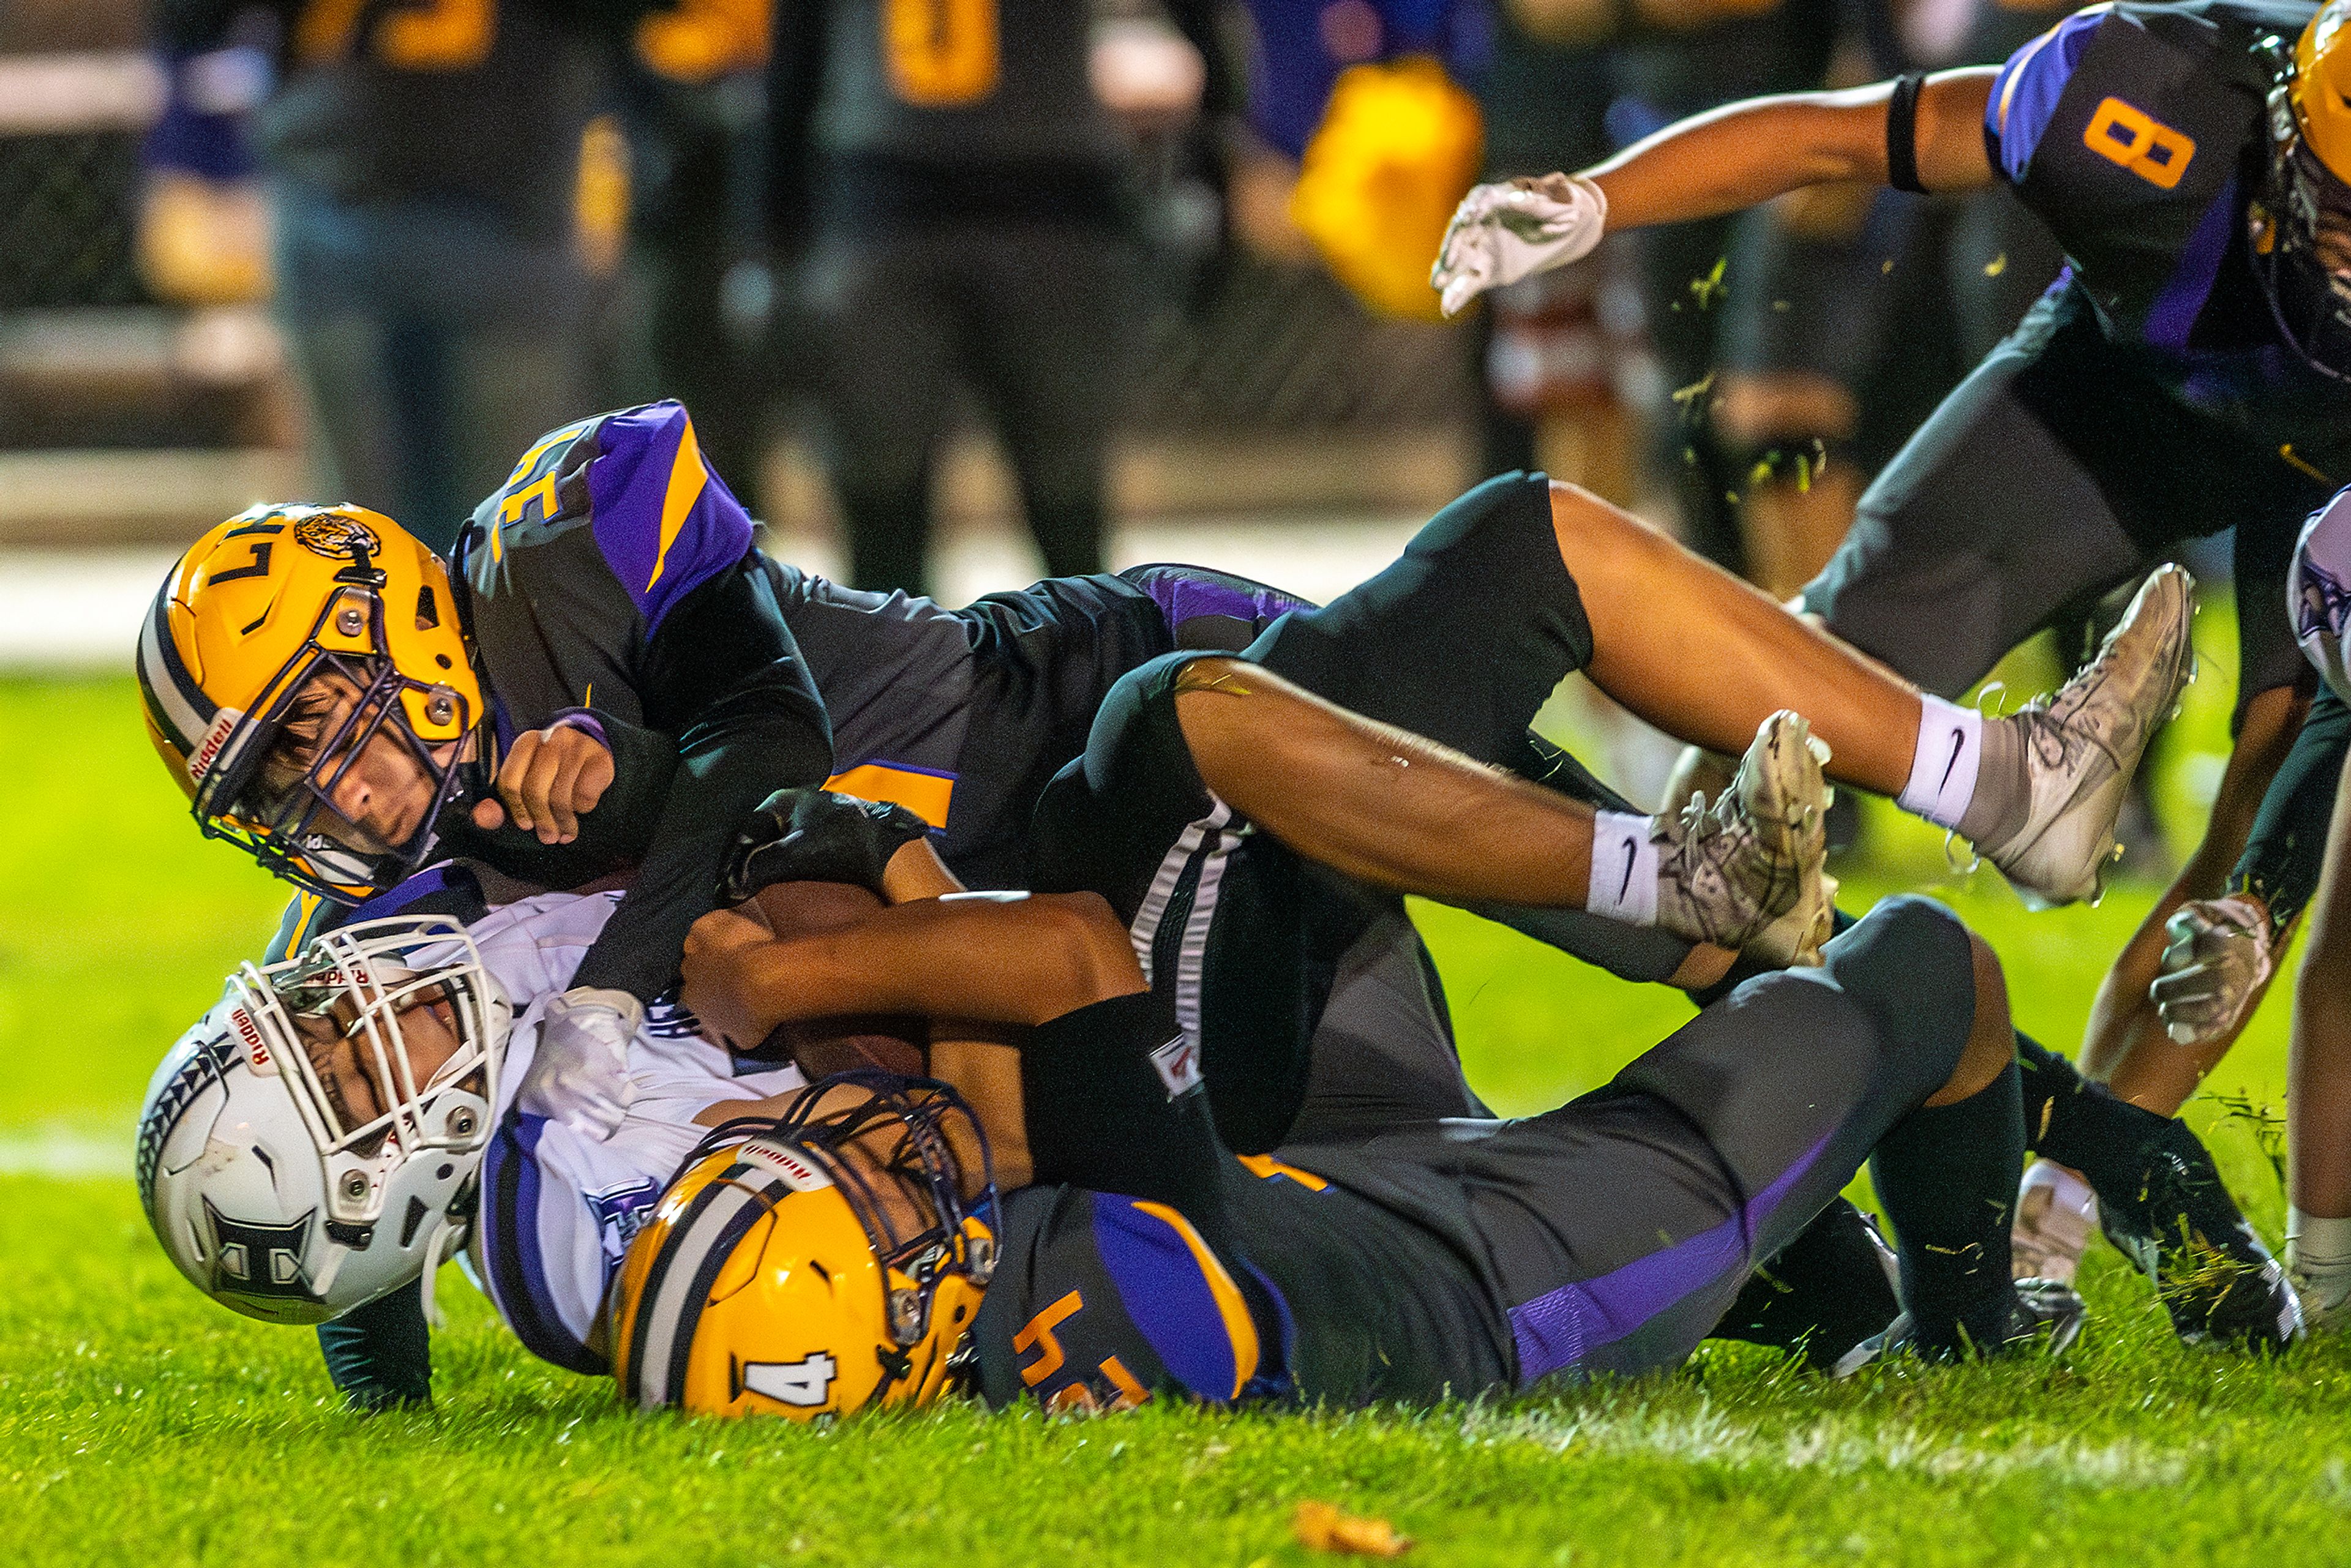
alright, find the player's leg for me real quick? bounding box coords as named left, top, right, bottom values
left=964, top=223, right=1134, bottom=582
left=804, top=230, right=958, bottom=595
left=2012, top=1030, right=2302, bottom=1349
left=1471, top=898, right=2060, bottom=1383
left=1167, top=656, right=1829, bottom=956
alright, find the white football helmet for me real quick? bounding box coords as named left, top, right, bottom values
left=137, top=917, right=511, bottom=1324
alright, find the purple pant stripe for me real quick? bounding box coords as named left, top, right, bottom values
left=1509, top=1130, right=1835, bottom=1383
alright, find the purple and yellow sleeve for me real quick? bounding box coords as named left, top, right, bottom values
left=1089, top=1196, right=1262, bottom=1403
left=1986, top=4, right=2111, bottom=184
left=580, top=401, right=757, bottom=636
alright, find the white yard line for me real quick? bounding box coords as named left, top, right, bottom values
left=1466, top=1400, right=2191, bottom=1490
left=0, top=1125, right=128, bottom=1181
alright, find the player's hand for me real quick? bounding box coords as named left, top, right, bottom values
left=472, top=721, right=615, bottom=844
left=2149, top=893, right=2277, bottom=1048
left=717, top=788, right=934, bottom=903
left=517, top=986, right=642, bottom=1139
left=1430, top=173, right=1608, bottom=318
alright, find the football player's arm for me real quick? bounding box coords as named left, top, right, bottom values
left=2291, top=743, right=2351, bottom=1220
left=1583, top=70, right=1995, bottom=229
left=681, top=890, right=1147, bottom=1048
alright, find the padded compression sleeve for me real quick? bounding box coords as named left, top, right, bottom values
left=1018, top=989, right=1232, bottom=1219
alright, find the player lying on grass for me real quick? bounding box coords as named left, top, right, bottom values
left=135, top=895, right=814, bottom=1401
left=141, top=403, right=838, bottom=1145
left=634, top=869, right=2077, bottom=1412
left=136, top=858, right=1918, bottom=1409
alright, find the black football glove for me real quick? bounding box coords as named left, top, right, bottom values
left=718, top=787, right=934, bottom=903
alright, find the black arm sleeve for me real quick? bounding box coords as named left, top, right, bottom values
left=1018, top=990, right=1232, bottom=1218
left=315, top=1277, right=433, bottom=1411
left=2231, top=686, right=2351, bottom=931
left=568, top=559, right=834, bottom=1002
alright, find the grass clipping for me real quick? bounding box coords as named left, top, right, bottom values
left=1294, top=1501, right=1414, bottom=1556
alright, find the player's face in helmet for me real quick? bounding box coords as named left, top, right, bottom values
left=140, top=503, right=482, bottom=904
left=248, top=664, right=470, bottom=865
left=612, top=1073, right=997, bottom=1417
left=140, top=918, right=511, bottom=1323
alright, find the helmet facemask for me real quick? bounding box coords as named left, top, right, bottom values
left=2256, top=47, right=2351, bottom=378
left=706, top=1072, right=998, bottom=1356
left=231, top=918, right=509, bottom=1238
left=196, top=570, right=477, bottom=903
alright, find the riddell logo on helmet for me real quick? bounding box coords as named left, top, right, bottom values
left=739, top=1139, right=834, bottom=1191
left=187, top=709, right=244, bottom=782
left=228, top=1008, right=272, bottom=1073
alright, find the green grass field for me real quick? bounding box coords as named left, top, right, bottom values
left=7, top=643, right=2349, bottom=1567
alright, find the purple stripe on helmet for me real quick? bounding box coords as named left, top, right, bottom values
left=582, top=402, right=756, bottom=636
left=1987, top=7, right=2105, bottom=184
left=2145, top=176, right=2238, bottom=350
left=1508, top=1130, right=1835, bottom=1384
left=1091, top=1194, right=1246, bottom=1403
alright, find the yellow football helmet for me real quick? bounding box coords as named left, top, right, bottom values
left=612, top=1075, right=996, bottom=1419
left=2258, top=0, right=2351, bottom=376
left=138, top=503, right=482, bottom=901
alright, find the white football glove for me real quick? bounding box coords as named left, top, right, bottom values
left=519, top=986, right=642, bottom=1139
left=2148, top=894, right=2276, bottom=1047
left=1430, top=174, right=1609, bottom=319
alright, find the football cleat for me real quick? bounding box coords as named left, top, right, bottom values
left=2011, top=1159, right=2099, bottom=1286
left=1831, top=1277, right=2087, bottom=1378
left=1978, top=565, right=2195, bottom=909
left=1652, top=710, right=1833, bottom=964
left=2101, top=1120, right=2304, bottom=1352
left=2285, top=1240, right=2351, bottom=1334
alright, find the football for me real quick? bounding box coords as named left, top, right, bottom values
left=738, top=881, right=928, bottom=1079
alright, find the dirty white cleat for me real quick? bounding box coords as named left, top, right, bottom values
left=1980, top=565, right=2196, bottom=909
left=1652, top=710, right=1832, bottom=964
left=2011, top=1159, right=2098, bottom=1286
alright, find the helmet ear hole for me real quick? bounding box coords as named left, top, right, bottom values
left=888, top=1287, right=924, bottom=1344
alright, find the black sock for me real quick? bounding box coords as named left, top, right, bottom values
left=1717, top=1198, right=1900, bottom=1367
left=316, top=1275, right=433, bottom=1411
left=1869, top=1061, right=2023, bottom=1355
left=2014, top=1033, right=2285, bottom=1341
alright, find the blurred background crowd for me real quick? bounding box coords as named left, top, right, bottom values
left=2, top=0, right=2130, bottom=788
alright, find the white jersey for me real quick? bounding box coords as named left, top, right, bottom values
left=457, top=891, right=804, bottom=1372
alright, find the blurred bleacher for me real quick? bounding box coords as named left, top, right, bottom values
left=0, top=0, right=1485, bottom=550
